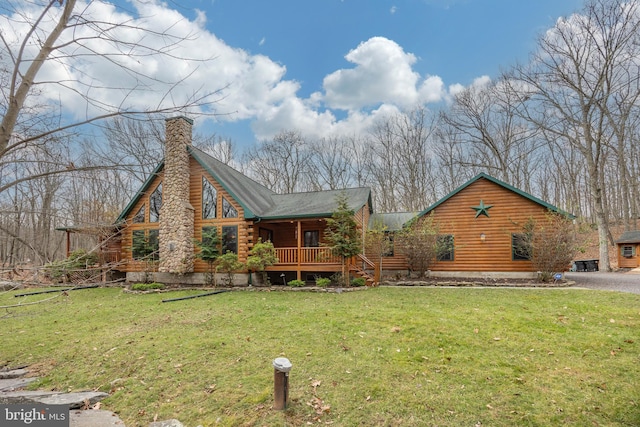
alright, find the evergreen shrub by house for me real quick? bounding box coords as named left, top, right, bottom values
left=351, top=277, right=366, bottom=287
left=287, top=279, right=305, bottom=287
left=315, top=277, right=331, bottom=287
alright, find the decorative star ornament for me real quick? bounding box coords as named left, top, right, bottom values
left=471, top=200, right=493, bottom=218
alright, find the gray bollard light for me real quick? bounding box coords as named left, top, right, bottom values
left=273, top=357, right=292, bottom=410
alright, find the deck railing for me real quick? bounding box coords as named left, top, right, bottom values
left=275, top=247, right=341, bottom=265
left=99, top=251, right=121, bottom=264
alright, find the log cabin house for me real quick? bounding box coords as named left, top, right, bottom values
left=374, top=173, right=575, bottom=279
left=60, top=116, right=574, bottom=284
left=615, top=231, right=640, bottom=269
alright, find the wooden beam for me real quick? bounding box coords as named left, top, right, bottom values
left=66, top=230, right=71, bottom=258
left=296, top=220, right=302, bottom=281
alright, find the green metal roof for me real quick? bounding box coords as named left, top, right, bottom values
left=189, top=146, right=276, bottom=219
left=616, top=230, right=640, bottom=244
left=261, top=188, right=373, bottom=220
left=413, top=172, right=575, bottom=225
left=114, top=146, right=373, bottom=223
left=369, top=212, right=417, bottom=231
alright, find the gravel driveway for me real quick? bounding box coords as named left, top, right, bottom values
left=565, top=271, right=640, bottom=294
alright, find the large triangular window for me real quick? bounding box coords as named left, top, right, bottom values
left=149, top=183, right=162, bottom=223
left=202, top=176, right=217, bottom=219
left=133, top=204, right=145, bottom=223
left=222, top=197, right=238, bottom=218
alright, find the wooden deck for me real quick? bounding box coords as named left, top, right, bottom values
left=266, top=247, right=343, bottom=274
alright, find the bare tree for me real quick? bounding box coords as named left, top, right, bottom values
left=307, top=136, right=354, bottom=191
left=0, top=0, right=222, bottom=194
left=0, top=1, right=224, bottom=266
left=344, top=135, right=373, bottom=189
left=439, top=78, right=542, bottom=191
left=98, top=117, right=165, bottom=186
left=365, top=107, right=437, bottom=212
left=243, top=130, right=311, bottom=193
left=366, top=118, right=400, bottom=212
left=509, top=0, right=640, bottom=271
left=195, top=134, right=238, bottom=166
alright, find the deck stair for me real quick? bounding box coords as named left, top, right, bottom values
left=349, top=254, right=379, bottom=286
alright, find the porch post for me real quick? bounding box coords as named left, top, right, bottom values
left=296, top=220, right=302, bottom=281
left=66, top=230, right=71, bottom=258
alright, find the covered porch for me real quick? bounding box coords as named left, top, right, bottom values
left=254, top=218, right=376, bottom=284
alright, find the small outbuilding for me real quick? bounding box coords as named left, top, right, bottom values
left=615, top=231, right=640, bottom=269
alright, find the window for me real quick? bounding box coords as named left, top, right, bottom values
left=512, top=233, right=531, bottom=261
left=149, top=183, right=162, bottom=223
left=622, top=245, right=636, bottom=257
left=382, top=232, right=394, bottom=257
left=259, top=228, right=273, bottom=243
left=202, top=226, right=219, bottom=248
left=132, top=230, right=145, bottom=260
left=133, top=205, right=145, bottom=223
left=202, top=176, right=217, bottom=219
left=148, top=229, right=159, bottom=261
left=222, top=197, right=238, bottom=218
left=437, top=234, right=454, bottom=261
left=132, top=229, right=159, bottom=260
left=222, top=225, right=238, bottom=254
left=304, top=230, right=319, bottom=247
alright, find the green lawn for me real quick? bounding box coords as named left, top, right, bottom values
left=1, top=286, right=639, bottom=426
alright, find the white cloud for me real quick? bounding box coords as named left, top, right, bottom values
left=321, top=37, right=445, bottom=111
left=0, top=1, right=292, bottom=124
left=1, top=3, right=480, bottom=147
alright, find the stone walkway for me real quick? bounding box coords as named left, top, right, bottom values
left=0, top=367, right=190, bottom=427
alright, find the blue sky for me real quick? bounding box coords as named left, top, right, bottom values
left=202, top=0, right=581, bottom=91
left=2, top=0, right=586, bottom=151
left=192, top=0, right=585, bottom=148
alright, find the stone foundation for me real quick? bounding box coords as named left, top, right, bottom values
left=126, top=272, right=254, bottom=286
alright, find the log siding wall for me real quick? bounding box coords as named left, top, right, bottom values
left=428, top=178, right=554, bottom=272
left=617, top=243, right=639, bottom=268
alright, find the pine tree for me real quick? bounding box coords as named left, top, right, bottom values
left=324, top=192, right=361, bottom=286
left=195, top=227, right=221, bottom=286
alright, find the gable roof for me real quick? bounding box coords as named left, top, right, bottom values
left=189, top=146, right=276, bottom=218
left=115, top=146, right=372, bottom=223
left=616, top=230, right=640, bottom=244
left=413, top=173, right=575, bottom=224
left=115, top=161, right=165, bottom=223
left=263, top=188, right=373, bottom=219
left=191, top=146, right=372, bottom=219
left=369, top=212, right=417, bottom=231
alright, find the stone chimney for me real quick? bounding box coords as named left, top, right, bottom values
left=159, top=116, right=195, bottom=274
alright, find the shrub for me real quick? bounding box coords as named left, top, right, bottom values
left=315, top=277, right=331, bottom=287
left=287, top=279, right=306, bottom=287
left=246, top=239, right=278, bottom=285
left=44, top=249, right=101, bottom=283
left=351, top=277, right=366, bottom=287
left=195, top=227, right=221, bottom=286
left=131, top=282, right=165, bottom=291
left=216, top=252, right=244, bottom=286
left=519, top=212, right=579, bottom=282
